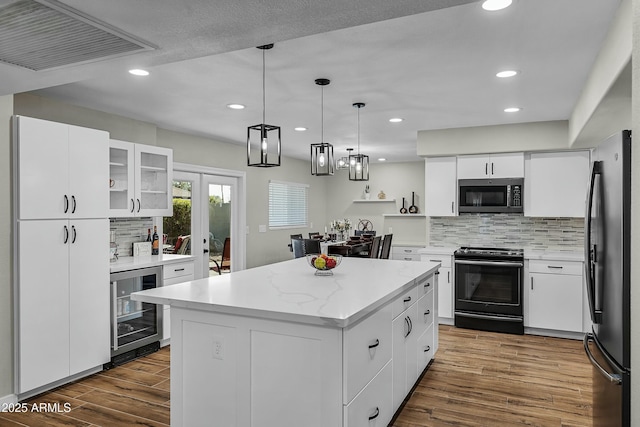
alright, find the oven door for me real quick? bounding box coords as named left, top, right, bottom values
left=454, top=258, right=523, bottom=317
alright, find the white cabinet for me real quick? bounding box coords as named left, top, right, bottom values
left=17, top=219, right=110, bottom=393
left=425, top=157, right=457, bottom=216
left=391, top=246, right=424, bottom=261
left=392, top=301, right=418, bottom=410
left=161, top=260, right=195, bottom=344
left=524, top=151, right=590, bottom=217
left=16, top=115, right=109, bottom=220
left=457, top=153, right=524, bottom=179
left=420, top=249, right=454, bottom=323
left=109, top=139, right=173, bottom=217
left=527, top=260, right=583, bottom=333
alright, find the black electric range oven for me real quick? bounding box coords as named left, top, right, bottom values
left=454, top=247, right=524, bottom=334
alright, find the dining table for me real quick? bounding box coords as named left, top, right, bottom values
left=326, top=240, right=372, bottom=257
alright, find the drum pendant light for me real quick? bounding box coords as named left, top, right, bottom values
left=310, top=78, right=335, bottom=176
left=247, top=44, right=281, bottom=167
left=349, top=102, right=369, bottom=181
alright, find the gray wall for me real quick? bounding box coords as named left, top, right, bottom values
left=0, top=95, right=14, bottom=399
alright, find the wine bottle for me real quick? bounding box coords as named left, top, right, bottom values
left=152, top=226, right=159, bottom=255
left=146, top=228, right=151, bottom=242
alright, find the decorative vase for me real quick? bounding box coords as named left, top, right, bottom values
left=364, top=192, right=371, bottom=200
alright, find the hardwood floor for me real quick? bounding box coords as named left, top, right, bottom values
left=1, top=325, right=592, bottom=427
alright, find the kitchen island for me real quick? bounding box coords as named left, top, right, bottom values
left=132, top=257, right=440, bottom=427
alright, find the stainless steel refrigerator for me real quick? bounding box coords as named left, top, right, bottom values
left=583, top=130, right=631, bottom=427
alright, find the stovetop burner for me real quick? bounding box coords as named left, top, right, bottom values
left=455, top=246, right=524, bottom=258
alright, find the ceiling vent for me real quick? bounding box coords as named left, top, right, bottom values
left=0, top=0, right=155, bottom=71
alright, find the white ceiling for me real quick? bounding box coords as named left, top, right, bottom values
left=3, top=0, right=622, bottom=163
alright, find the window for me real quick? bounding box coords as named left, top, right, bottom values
left=268, top=180, right=308, bottom=229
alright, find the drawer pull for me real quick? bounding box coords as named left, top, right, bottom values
left=403, top=296, right=412, bottom=303
left=368, top=339, right=380, bottom=349
left=547, top=265, right=563, bottom=269
left=404, top=249, right=412, bottom=253
left=424, top=309, right=430, bottom=317
left=426, top=281, right=431, bottom=287
left=429, top=259, right=442, bottom=263
left=424, top=345, right=431, bottom=353
left=404, top=257, right=412, bottom=261
left=174, top=268, right=185, bottom=272
left=368, top=407, right=380, bottom=421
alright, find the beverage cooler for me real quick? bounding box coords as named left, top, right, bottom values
left=108, top=266, right=163, bottom=366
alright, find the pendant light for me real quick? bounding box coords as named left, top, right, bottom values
left=247, top=44, right=281, bottom=167
left=336, top=148, right=352, bottom=170
left=349, top=102, right=369, bottom=181
left=310, top=78, right=335, bottom=176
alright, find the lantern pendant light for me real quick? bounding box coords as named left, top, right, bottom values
left=247, top=44, right=281, bottom=167
left=349, top=102, right=369, bottom=181
left=310, top=78, right=334, bottom=176
left=336, top=148, right=351, bottom=170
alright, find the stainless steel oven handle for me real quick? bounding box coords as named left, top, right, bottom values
left=455, top=311, right=522, bottom=322
left=583, top=333, right=621, bottom=384
left=454, top=259, right=523, bottom=268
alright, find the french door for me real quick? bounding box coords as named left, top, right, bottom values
left=164, top=165, right=246, bottom=280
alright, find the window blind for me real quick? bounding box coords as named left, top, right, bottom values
left=268, top=180, right=308, bottom=229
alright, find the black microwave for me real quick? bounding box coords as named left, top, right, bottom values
left=458, top=178, right=523, bottom=213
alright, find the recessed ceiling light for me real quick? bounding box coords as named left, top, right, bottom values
left=389, top=118, right=403, bottom=123
left=378, top=158, right=387, bottom=162
left=226, top=104, right=245, bottom=110
left=496, top=70, right=518, bottom=78
left=482, top=0, right=512, bottom=11
left=294, top=127, right=307, bottom=131
left=128, top=69, right=149, bottom=76
left=504, top=107, right=521, bottom=113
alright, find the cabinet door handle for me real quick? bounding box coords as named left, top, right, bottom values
left=111, top=281, right=119, bottom=351
left=491, top=162, right=494, bottom=175
left=448, top=271, right=450, bottom=283
left=368, top=407, right=380, bottom=421
left=136, top=198, right=141, bottom=213
left=424, top=309, right=430, bottom=317
left=451, top=201, right=454, bottom=213
left=407, top=316, right=413, bottom=336
left=71, top=195, right=76, bottom=214
left=547, top=265, right=563, bottom=269
left=130, top=198, right=135, bottom=213
left=64, top=195, right=69, bottom=213
left=404, top=296, right=412, bottom=303
left=368, top=339, right=380, bottom=349
left=71, top=225, right=77, bottom=243
left=424, top=345, right=431, bottom=353
left=485, top=162, right=488, bottom=175
left=404, top=317, right=410, bottom=337
left=531, top=276, right=534, bottom=290
left=63, top=225, right=69, bottom=243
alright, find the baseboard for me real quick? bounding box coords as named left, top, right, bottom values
left=0, top=393, right=18, bottom=408
left=524, top=327, right=584, bottom=340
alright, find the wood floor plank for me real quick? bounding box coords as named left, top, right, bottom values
left=78, top=375, right=170, bottom=405
left=76, top=390, right=169, bottom=425
left=65, top=403, right=168, bottom=427
left=99, top=366, right=167, bottom=387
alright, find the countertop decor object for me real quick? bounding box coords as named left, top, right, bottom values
left=378, top=190, right=386, bottom=199
left=409, top=191, right=419, bottom=213
left=400, top=197, right=408, bottom=214
left=306, top=254, right=342, bottom=275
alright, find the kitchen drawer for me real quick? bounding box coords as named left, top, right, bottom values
left=415, top=290, right=435, bottom=337
left=420, top=254, right=452, bottom=268
left=393, top=253, right=421, bottom=262
left=392, top=246, right=423, bottom=255
left=416, top=273, right=435, bottom=297
left=416, top=324, right=434, bottom=375
left=344, top=304, right=392, bottom=404
left=163, top=261, right=195, bottom=281
left=344, top=361, right=393, bottom=427
left=528, top=259, right=582, bottom=275
left=391, top=286, right=418, bottom=319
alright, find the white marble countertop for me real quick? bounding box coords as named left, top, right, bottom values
left=110, top=254, right=194, bottom=273
left=132, top=257, right=440, bottom=328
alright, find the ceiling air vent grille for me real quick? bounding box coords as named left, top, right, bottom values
left=0, top=0, right=155, bottom=71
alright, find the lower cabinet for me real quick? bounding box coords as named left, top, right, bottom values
left=162, top=260, right=195, bottom=344
left=527, top=260, right=583, bottom=333
left=420, top=249, right=454, bottom=323
left=391, top=246, right=424, bottom=261
left=17, top=219, right=110, bottom=395
left=344, top=361, right=393, bottom=427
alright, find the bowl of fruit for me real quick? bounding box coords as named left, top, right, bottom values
left=306, top=254, right=342, bottom=276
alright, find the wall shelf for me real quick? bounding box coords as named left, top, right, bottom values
left=352, top=199, right=396, bottom=203
left=383, top=214, right=426, bottom=218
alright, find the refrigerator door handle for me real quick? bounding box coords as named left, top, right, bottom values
left=583, top=333, right=622, bottom=385
left=584, top=160, right=603, bottom=324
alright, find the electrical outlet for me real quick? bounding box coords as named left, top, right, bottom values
left=259, top=224, right=266, bottom=233
left=212, top=335, right=224, bottom=360
left=310, top=222, right=313, bottom=228
left=388, top=227, right=393, bottom=234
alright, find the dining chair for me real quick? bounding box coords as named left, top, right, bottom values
left=173, top=235, right=191, bottom=255
left=309, top=232, right=321, bottom=239
left=289, top=234, right=303, bottom=252
left=379, top=234, right=393, bottom=259
left=292, top=238, right=321, bottom=258
left=369, top=235, right=382, bottom=258
left=355, top=230, right=376, bottom=236
left=210, top=237, right=231, bottom=274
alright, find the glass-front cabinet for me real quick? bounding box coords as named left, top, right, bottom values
left=110, top=266, right=162, bottom=357
left=109, top=139, right=173, bottom=217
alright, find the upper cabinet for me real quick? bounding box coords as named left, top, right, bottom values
left=524, top=151, right=590, bottom=217
left=110, top=140, right=173, bottom=217
left=425, top=157, right=457, bottom=217
left=16, top=116, right=109, bottom=220
left=457, top=153, right=524, bottom=179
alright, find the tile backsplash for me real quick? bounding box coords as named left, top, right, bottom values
left=110, top=217, right=154, bottom=257
left=429, top=214, right=584, bottom=251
